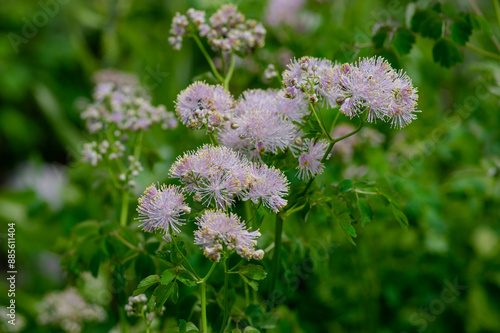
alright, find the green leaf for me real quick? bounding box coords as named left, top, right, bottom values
left=337, top=212, right=357, bottom=246
left=161, top=268, right=176, bottom=285
left=451, top=15, right=472, bottom=46
left=391, top=205, right=409, bottom=230
left=372, top=26, right=392, bottom=49
left=471, top=14, right=492, bottom=38
left=171, top=281, right=179, bottom=304
left=330, top=196, right=348, bottom=214
left=170, top=240, right=186, bottom=265
left=135, top=253, right=156, bottom=278
left=441, top=2, right=457, bottom=17
left=420, top=10, right=443, bottom=39
left=232, top=329, right=242, bottom=333
left=185, top=322, right=199, bottom=332
left=244, top=327, right=260, bottom=333
left=134, top=274, right=160, bottom=296
left=176, top=269, right=197, bottom=287
left=411, top=9, right=429, bottom=33
left=73, top=220, right=100, bottom=239
left=147, top=283, right=174, bottom=311
left=358, top=197, right=372, bottom=227
left=377, top=184, right=404, bottom=207
left=338, top=179, right=354, bottom=193
left=239, top=264, right=267, bottom=280
left=240, top=274, right=260, bottom=291
left=392, top=28, right=415, bottom=55
left=433, top=38, right=463, bottom=68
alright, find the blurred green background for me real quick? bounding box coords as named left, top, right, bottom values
left=1, top=0, right=500, bottom=332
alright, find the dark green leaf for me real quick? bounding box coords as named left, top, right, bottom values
left=176, top=269, right=197, bottom=287
left=421, top=10, right=443, bottom=39
left=358, top=197, right=372, bottom=227
left=135, top=253, right=156, bottom=278
left=338, top=179, right=354, bottom=193
left=433, top=38, right=463, bottom=68
left=377, top=184, right=404, bottom=207
left=411, top=9, right=429, bottom=33
left=170, top=239, right=186, bottom=265
left=451, top=16, right=472, bottom=46
left=161, top=268, right=176, bottom=285
left=147, top=283, right=174, bottom=311
left=441, top=2, right=457, bottom=17
left=372, top=26, right=392, bottom=49
left=337, top=212, right=357, bottom=246
left=392, top=28, right=415, bottom=55
left=239, top=264, right=267, bottom=280
left=391, top=205, right=409, bottom=230
left=171, top=281, right=179, bottom=304
left=134, top=274, right=160, bottom=296
left=244, top=327, right=260, bottom=333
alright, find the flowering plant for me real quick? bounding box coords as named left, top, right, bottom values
left=70, top=4, right=420, bottom=333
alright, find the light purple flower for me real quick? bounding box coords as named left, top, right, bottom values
left=175, top=81, right=234, bottom=132
left=169, top=145, right=251, bottom=209
left=169, top=13, right=189, bottom=50
left=333, top=57, right=419, bottom=127
left=194, top=210, right=263, bottom=262
left=295, top=138, right=329, bottom=180
left=219, top=89, right=304, bottom=159
left=244, top=163, right=289, bottom=212
left=136, top=184, right=190, bottom=237
left=282, top=56, right=339, bottom=108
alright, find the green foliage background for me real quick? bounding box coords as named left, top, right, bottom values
left=0, top=0, right=499, bottom=332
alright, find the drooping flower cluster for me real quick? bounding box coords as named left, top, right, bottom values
left=295, top=138, right=330, bottom=180
left=282, top=56, right=338, bottom=108
left=136, top=183, right=190, bottom=239
left=169, top=4, right=266, bottom=54
left=169, top=144, right=289, bottom=211
left=194, top=210, right=264, bottom=262
left=219, top=89, right=307, bottom=159
left=175, top=81, right=234, bottom=132
left=37, top=288, right=106, bottom=333
left=81, top=71, right=177, bottom=133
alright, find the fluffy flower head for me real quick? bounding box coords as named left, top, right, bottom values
left=175, top=81, right=234, bottom=132
left=136, top=184, right=190, bottom=236
left=194, top=210, right=263, bottom=262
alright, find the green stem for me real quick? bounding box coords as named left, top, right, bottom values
left=329, top=110, right=341, bottom=134
left=224, top=52, right=236, bottom=90
left=221, top=258, right=229, bottom=333
left=201, top=281, right=208, bottom=333
left=268, top=214, right=283, bottom=308
left=134, top=132, right=143, bottom=160
left=173, top=236, right=200, bottom=280
left=192, top=34, right=224, bottom=83
left=120, top=190, right=129, bottom=227
left=300, top=117, right=365, bottom=196
left=200, top=262, right=218, bottom=283
left=310, top=103, right=333, bottom=142
left=465, top=43, right=500, bottom=60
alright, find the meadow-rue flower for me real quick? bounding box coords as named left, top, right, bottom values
left=169, top=145, right=251, bottom=209
left=244, top=163, right=289, bottom=212
left=282, top=56, right=338, bottom=108
left=81, top=70, right=177, bottom=133
left=194, top=210, right=263, bottom=262
left=136, top=184, right=190, bottom=237
left=295, top=138, right=329, bottom=180
left=333, top=57, right=419, bottom=127
left=37, top=288, right=106, bottom=333
left=168, top=13, right=189, bottom=50
left=175, top=81, right=234, bottom=132
left=219, top=89, right=305, bottom=159
left=206, top=4, right=266, bottom=54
